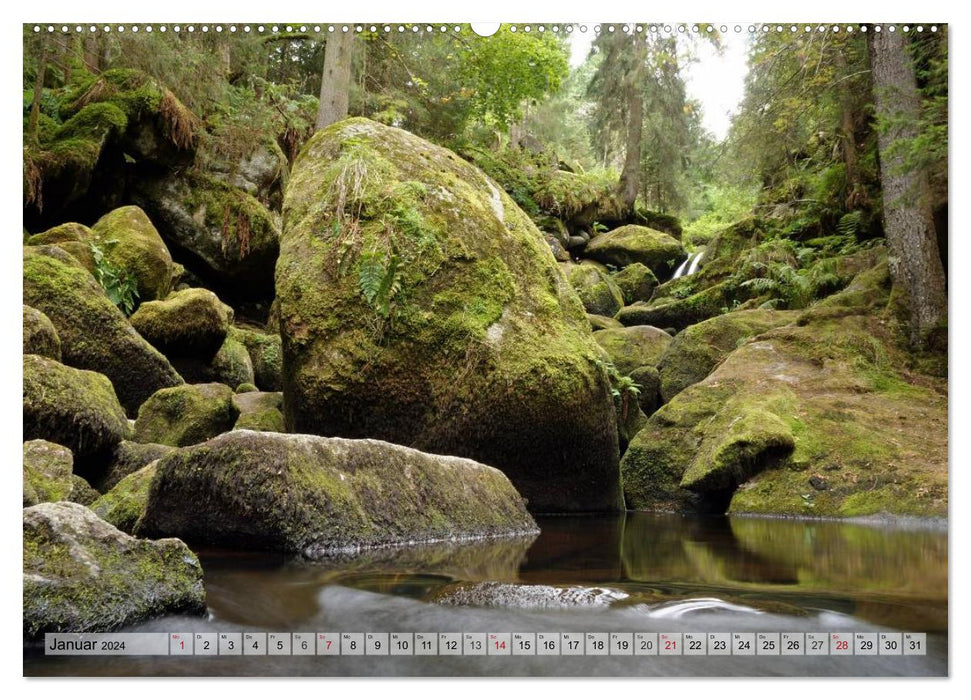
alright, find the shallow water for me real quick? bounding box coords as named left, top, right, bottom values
left=24, top=513, right=948, bottom=676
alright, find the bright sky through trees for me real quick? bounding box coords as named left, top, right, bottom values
left=570, top=26, right=748, bottom=141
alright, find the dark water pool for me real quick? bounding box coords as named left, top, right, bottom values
left=24, top=513, right=947, bottom=676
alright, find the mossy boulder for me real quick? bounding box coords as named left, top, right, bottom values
left=658, top=309, right=800, bottom=402
left=23, top=440, right=74, bottom=506
left=583, top=225, right=686, bottom=278
left=92, top=463, right=158, bottom=534
left=170, top=331, right=255, bottom=389
left=611, top=262, right=658, bottom=304
left=26, top=223, right=97, bottom=272
left=615, top=281, right=737, bottom=332
left=98, top=441, right=176, bottom=492
left=23, top=305, right=61, bottom=360
left=276, top=118, right=621, bottom=512
left=23, top=355, right=131, bottom=465
left=593, top=326, right=673, bottom=375
left=137, top=431, right=538, bottom=555
left=229, top=327, right=283, bottom=391
left=131, top=170, right=280, bottom=301
left=134, top=382, right=239, bottom=448
left=587, top=313, right=624, bottom=331
left=565, top=262, right=624, bottom=317
left=232, top=391, right=285, bottom=432
left=621, top=312, right=947, bottom=518
left=23, top=502, right=206, bottom=639
left=90, top=205, right=175, bottom=302
left=704, top=218, right=765, bottom=262
left=629, top=365, right=662, bottom=416
left=236, top=382, right=259, bottom=393
left=23, top=246, right=183, bottom=414
left=130, top=288, right=233, bottom=357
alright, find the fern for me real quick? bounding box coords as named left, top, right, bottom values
left=357, top=251, right=403, bottom=319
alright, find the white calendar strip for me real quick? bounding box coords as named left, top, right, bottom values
left=44, top=632, right=927, bottom=656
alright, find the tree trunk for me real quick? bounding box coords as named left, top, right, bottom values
left=617, top=36, right=645, bottom=213
left=28, top=36, right=49, bottom=144
left=316, top=32, right=354, bottom=131
left=869, top=29, right=947, bottom=343
left=835, top=49, right=861, bottom=207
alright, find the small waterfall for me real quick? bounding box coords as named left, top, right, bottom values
left=671, top=256, right=691, bottom=280
left=687, top=250, right=704, bottom=276
left=671, top=250, right=704, bottom=281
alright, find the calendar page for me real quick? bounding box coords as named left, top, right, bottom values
left=20, top=13, right=949, bottom=681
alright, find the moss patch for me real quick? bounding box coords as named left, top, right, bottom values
left=23, top=354, right=131, bottom=463
left=23, top=304, right=61, bottom=361
left=91, top=206, right=175, bottom=303
left=23, top=502, right=205, bottom=639
left=130, top=287, right=233, bottom=357
left=657, top=309, right=800, bottom=402
left=593, top=326, right=673, bottom=375
left=92, top=463, right=158, bottom=534
left=23, top=440, right=74, bottom=506
left=583, top=225, right=686, bottom=278
left=23, top=246, right=183, bottom=414
left=134, top=382, right=239, bottom=447
left=137, top=431, right=538, bottom=555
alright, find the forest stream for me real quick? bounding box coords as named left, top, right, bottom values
left=25, top=513, right=947, bottom=677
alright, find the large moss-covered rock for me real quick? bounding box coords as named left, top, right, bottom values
left=621, top=311, right=947, bottom=518
left=92, top=463, right=158, bottom=534
left=134, top=383, right=239, bottom=448
left=658, top=309, right=800, bottom=402
left=583, top=225, right=686, bottom=278
left=612, top=262, right=658, bottom=304
left=90, top=206, right=175, bottom=302
left=587, top=313, right=624, bottom=331
left=137, top=431, right=539, bottom=555
left=565, top=262, right=624, bottom=317
left=23, top=246, right=183, bottom=414
left=23, top=440, right=74, bottom=506
left=131, top=171, right=280, bottom=300
left=23, top=355, right=131, bottom=463
left=23, top=502, right=205, bottom=639
left=23, top=305, right=61, bottom=360
left=229, top=327, right=283, bottom=391
left=593, top=326, right=673, bottom=375
left=276, top=118, right=621, bottom=512
left=629, top=365, right=662, bottom=416
left=130, top=288, right=233, bottom=357
left=232, top=391, right=285, bottom=432
left=98, top=441, right=176, bottom=492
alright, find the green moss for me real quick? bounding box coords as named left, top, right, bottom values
left=278, top=118, right=621, bottom=512
left=593, top=326, right=673, bottom=375
left=92, top=463, right=158, bottom=534
left=23, top=355, right=131, bottom=461
left=616, top=281, right=741, bottom=332
left=587, top=313, right=624, bottom=331
left=622, top=310, right=947, bottom=518
left=134, top=383, right=239, bottom=447
left=90, top=206, right=174, bottom=303
left=229, top=327, right=283, bottom=391
left=584, top=225, right=686, bottom=277
left=233, top=391, right=285, bottom=432
left=130, top=288, right=232, bottom=356
left=611, top=262, right=658, bottom=304
left=566, top=263, right=624, bottom=317
left=137, top=431, right=537, bottom=554
left=23, top=304, right=62, bottom=361
left=23, top=501, right=206, bottom=638
left=22, top=247, right=183, bottom=414
left=657, top=309, right=800, bottom=401
left=23, top=440, right=74, bottom=506
left=236, top=382, right=258, bottom=393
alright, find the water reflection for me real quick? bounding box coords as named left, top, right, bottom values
left=25, top=513, right=948, bottom=676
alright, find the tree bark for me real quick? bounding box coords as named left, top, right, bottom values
left=869, top=29, right=947, bottom=343
left=28, top=35, right=49, bottom=144
left=316, top=31, right=354, bottom=131
left=617, top=36, right=645, bottom=213
left=835, top=49, right=861, bottom=207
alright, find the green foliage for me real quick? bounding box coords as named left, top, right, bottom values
left=357, top=251, right=403, bottom=318
left=594, top=357, right=641, bottom=419
left=89, top=241, right=139, bottom=315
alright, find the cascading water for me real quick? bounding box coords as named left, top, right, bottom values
left=671, top=250, right=704, bottom=281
